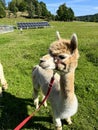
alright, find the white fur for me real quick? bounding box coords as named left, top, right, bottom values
left=0, top=63, right=8, bottom=97
left=32, top=54, right=78, bottom=130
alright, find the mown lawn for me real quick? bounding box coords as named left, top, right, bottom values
left=0, top=18, right=98, bottom=130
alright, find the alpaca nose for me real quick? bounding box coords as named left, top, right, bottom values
left=54, top=59, right=57, bottom=63
left=54, top=58, right=61, bottom=64
left=54, top=59, right=62, bottom=69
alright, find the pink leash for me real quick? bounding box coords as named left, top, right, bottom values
left=14, top=74, right=55, bottom=130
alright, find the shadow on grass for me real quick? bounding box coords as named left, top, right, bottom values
left=0, top=92, right=52, bottom=130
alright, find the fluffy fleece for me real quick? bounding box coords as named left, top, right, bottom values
left=48, top=32, right=79, bottom=130
left=0, top=63, right=8, bottom=97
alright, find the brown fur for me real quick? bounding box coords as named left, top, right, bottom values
left=48, top=32, right=79, bottom=130
left=49, top=33, right=79, bottom=72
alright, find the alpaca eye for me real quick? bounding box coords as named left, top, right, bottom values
left=40, top=60, right=45, bottom=63
left=58, top=55, right=66, bottom=59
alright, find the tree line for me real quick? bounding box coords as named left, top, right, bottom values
left=0, top=0, right=75, bottom=21
left=76, top=13, right=98, bottom=22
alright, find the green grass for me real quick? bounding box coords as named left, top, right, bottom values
left=0, top=18, right=98, bottom=130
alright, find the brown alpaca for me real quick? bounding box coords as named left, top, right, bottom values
left=48, top=32, right=79, bottom=130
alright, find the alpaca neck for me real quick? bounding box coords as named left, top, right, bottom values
left=60, top=71, right=75, bottom=98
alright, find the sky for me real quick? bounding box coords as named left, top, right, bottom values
left=6, top=0, right=98, bottom=16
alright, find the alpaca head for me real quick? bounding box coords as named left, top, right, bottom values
left=49, top=32, right=79, bottom=73
left=39, top=54, right=56, bottom=69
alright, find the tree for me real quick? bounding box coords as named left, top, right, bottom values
left=0, top=2, right=6, bottom=18
left=56, top=3, right=68, bottom=21
left=25, top=0, right=50, bottom=19
left=35, top=2, right=42, bottom=17
left=40, top=2, right=48, bottom=18
left=27, top=0, right=35, bottom=18
left=67, top=8, right=74, bottom=21
left=0, top=0, right=6, bottom=8
left=18, top=1, right=27, bottom=12
left=56, top=3, right=75, bottom=21
left=8, top=1, right=18, bottom=17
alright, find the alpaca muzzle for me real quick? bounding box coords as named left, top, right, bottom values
left=55, top=59, right=66, bottom=70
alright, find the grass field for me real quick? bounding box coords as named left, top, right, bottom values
left=0, top=18, right=98, bottom=130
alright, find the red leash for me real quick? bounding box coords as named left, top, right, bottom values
left=14, top=74, right=55, bottom=130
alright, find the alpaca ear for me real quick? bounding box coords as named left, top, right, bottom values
left=56, top=31, right=61, bottom=40
left=70, top=33, right=78, bottom=52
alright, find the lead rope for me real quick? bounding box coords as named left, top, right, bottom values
left=14, top=72, right=55, bottom=130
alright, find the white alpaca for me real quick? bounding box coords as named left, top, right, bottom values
left=0, top=63, right=8, bottom=97
left=32, top=50, right=78, bottom=130
left=32, top=54, right=60, bottom=109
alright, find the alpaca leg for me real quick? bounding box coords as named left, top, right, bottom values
left=0, top=65, right=8, bottom=90
left=42, top=94, right=47, bottom=107
left=0, top=87, right=3, bottom=97
left=53, top=117, right=62, bottom=130
left=66, top=117, right=72, bottom=125
left=1, top=79, right=8, bottom=90
left=33, top=88, right=39, bottom=109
